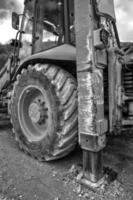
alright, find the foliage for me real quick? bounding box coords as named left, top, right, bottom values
left=0, top=43, right=13, bottom=70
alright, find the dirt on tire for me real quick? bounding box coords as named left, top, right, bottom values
left=10, top=63, right=78, bottom=161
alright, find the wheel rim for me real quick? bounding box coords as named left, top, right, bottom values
left=18, top=85, right=52, bottom=142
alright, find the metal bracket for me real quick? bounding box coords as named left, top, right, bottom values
left=79, top=119, right=107, bottom=151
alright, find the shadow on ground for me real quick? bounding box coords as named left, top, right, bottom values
left=0, top=129, right=133, bottom=200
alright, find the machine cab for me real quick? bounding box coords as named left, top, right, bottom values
left=12, top=0, right=75, bottom=60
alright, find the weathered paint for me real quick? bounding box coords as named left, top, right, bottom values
left=77, top=70, right=105, bottom=136
left=75, top=0, right=107, bottom=145
left=108, top=48, right=122, bottom=134
left=75, top=0, right=107, bottom=184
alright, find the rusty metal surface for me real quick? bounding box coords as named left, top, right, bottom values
left=77, top=70, right=105, bottom=133
left=77, top=71, right=94, bottom=135
left=75, top=0, right=95, bottom=72
left=75, top=0, right=107, bottom=151
left=108, top=48, right=122, bottom=134
left=78, top=69, right=107, bottom=151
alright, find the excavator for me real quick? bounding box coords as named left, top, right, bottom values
left=0, top=0, right=132, bottom=187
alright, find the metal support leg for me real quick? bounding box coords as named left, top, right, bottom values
left=77, top=150, right=105, bottom=189
left=77, top=70, right=107, bottom=189
left=83, top=150, right=103, bottom=183
left=74, top=0, right=108, bottom=189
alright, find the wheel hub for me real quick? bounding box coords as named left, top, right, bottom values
left=18, top=85, right=52, bottom=142
left=28, top=100, right=48, bottom=125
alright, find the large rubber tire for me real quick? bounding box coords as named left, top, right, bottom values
left=10, top=63, right=78, bottom=161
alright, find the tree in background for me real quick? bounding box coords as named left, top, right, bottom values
left=0, top=43, right=13, bottom=70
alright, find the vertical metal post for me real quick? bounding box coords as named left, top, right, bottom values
left=75, top=0, right=107, bottom=188
left=108, top=48, right=122, bottom=134
left=83, top=150, right=103, bottom=183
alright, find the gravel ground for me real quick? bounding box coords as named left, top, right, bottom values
left=0, top=128, right=133, bottom=200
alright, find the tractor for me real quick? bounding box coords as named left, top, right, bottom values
left=0, top=0, right=132, bottom=187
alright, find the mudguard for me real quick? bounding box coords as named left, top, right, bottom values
left=16, top=44, right=76, bottom=75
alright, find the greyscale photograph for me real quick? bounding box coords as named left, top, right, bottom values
left=0, top=0, right=133, bottom=199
